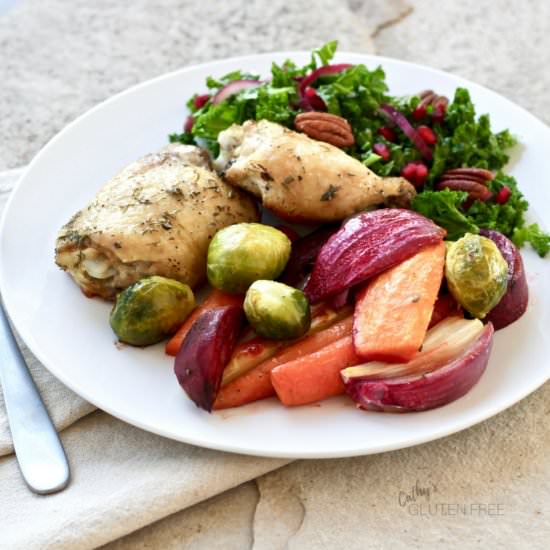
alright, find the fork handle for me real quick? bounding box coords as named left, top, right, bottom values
left=0, top=302, right=70, bottom=494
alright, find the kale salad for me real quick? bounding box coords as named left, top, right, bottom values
left=170, top=41, right=549, bottom=257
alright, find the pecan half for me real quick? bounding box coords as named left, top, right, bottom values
left=441, top=168, right=493, bottom=181
left=435, top=179, right=493, bottom=201
left=414, top=90, right=449, bottom=122
left=295, top=112, right=355, bottom=148
left=436, top=167, right=494, bottom=203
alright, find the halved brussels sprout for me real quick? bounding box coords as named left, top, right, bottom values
left=244, top=280, right=311, bottom=340
left=445, top=233, right=508, bottom=319
left=110, top=276, right=195, bottom=346
left=207, top=223, right=291, bottom=294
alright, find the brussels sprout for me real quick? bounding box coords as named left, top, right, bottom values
left=110, top=276, right=195, bottom=346
left=244, top=280, right=311, bottom=340
left=207, top=223, right=291, bottom=294
left=445, top=233, right=508, bottom=319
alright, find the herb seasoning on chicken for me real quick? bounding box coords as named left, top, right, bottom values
left=55, top=144, right=258, bottom=300
left=215, top=120, right=416, bottom=223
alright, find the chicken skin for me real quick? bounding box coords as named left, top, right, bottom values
left=55, top=144, right=259, bottom=300
left=215, top=120, right=416, bottom=223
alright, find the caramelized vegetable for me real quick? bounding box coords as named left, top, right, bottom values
left=445, top=233, right=508, bottom=318
left=344, top=323, right=494, bottom=412
left=174, top=305, right=243, bottom=411
left=280, top=225, right=339, bottom=289
left=353, top=242, right=446, bottom=362
left=165, top=289, right=244, bottom=356
left=221, top=303, right=352, bottom=386
left=480, top=229, right=528, bottom=329
left=428, top=293, right=463, bottom=329
left=207, top=223, right=291, bottom=294
left=110, top=276, right=195, bottom=346
left=244, top=280, right=311, bottom=340
left=271, top=335, right=360, bottom=406
left=214, top=315, right=353, bottom=409
left=342, top=317, right=484, bottom=382
left=304, top=209, right=446, bottom=303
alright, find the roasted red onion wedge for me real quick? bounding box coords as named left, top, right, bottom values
left=480, top=229, right=528, bottom=329
left=304, top=209, right=446, bottom=303
left=174, top=305, right=243, bottom=412
left=342, top=317, right=484, bottom=382
left=343, top=321, right=494, bottom=412
left=280, top=225, right=339, bottom=289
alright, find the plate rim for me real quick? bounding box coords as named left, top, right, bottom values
left=1, top=50, right=549, bottom=459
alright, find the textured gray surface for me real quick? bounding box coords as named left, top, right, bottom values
left=1, top=0, right=550, bottom=548
left=376, top=0, right=550, bottom=125
left=0, top=0, right=413, bottom=171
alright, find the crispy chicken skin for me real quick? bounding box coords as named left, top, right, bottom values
left=215, top=120, right=416, bottom=223
left=55, top=144, right=259, bottom=300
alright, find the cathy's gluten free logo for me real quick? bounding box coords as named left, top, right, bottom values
left=398, top=480, right=504, bottom=517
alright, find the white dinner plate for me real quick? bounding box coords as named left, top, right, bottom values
left=1, top=52, right=549, bottom=459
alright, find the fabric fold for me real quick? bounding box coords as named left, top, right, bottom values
left=0, top=411, right=291, bottom=550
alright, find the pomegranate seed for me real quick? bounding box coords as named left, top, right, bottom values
left=412, top=104, right=427, bottom=121
left=414, top=162, right=429, bottom=185
left=377, top=126, right=396, bottom=142
left=417, top=125, right=437, bottom=145
left=184, top=115, right=194, bottom=133
left=401, top=161, right=418, bottom=181
left=193, top=94, right=210, bottom=109
left=401, top=161, right=428, bottom=187
left=373, top=143, right=391, bottom=161
left=495, top=185, right=511, bottom=204
left=432, top=98, right=448, bottom=123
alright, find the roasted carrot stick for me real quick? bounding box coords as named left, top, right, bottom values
left=165, top=289, right=244, bottom=356
left=271, top=336, right=360, bottom=406
left=221, top=337, right=284, bottom=386
left=353, top=241, right=446, bottom=363
left=220, top=303, right=352, bottom=386
left=213, top=315, right=353, bottom=409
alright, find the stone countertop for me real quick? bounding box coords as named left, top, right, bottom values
left=1, top=1, right=550, bottom=548
left=0, top=0, right=409, bottom=170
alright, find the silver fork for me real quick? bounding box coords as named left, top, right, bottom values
left=0, top=300, right=70, bottom=494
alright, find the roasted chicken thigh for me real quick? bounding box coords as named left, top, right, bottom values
left=215, top=120, right=416, bottom=223
left=55, top=144, right=258, bottom=300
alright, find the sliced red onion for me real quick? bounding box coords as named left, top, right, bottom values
left=344, top=323, right=494, bottom=412
left=299, top=63, right=354, bottom=94
left=379, top=104, right=433, bottom=161
left=212, top=80, right=263, bottom=105
left=299, top=63, right=353, bottom=111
